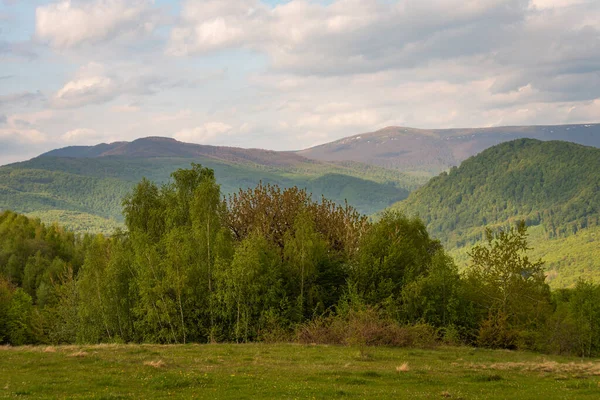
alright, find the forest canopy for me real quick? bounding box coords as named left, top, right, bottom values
left=2, top=164, right=600, bottom=357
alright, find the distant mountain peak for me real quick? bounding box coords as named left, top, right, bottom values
left=298, top=123, right=600, bottom=175
left=40, top=136, right=311, bottom=168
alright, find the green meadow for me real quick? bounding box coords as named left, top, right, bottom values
left=1, top=344, right=599, bottom=399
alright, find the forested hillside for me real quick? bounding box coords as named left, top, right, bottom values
left=3, top=166, right=600, bottom=358
left=393, top=139, right=600, bottom=286
left=0, top=138, right=424, bottom=232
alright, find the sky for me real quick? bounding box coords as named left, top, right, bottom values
left=0, top=0, right=599, bottom=165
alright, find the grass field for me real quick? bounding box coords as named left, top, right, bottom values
left=1, top=344, right=600, bottom=399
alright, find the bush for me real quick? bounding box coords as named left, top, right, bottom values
left=296, top=307, right=438, bottom=348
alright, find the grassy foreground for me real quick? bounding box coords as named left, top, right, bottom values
left=1, top=344, right=599, bottom=399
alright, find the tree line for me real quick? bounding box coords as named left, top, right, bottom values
left=1, top=164, right=600, bottom=356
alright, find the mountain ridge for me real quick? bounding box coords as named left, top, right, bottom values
left=1, top=137, right=422, bottom=232
left=42, top=137, right=308, bottom=168
left=298, top=123, right=600, bottom=175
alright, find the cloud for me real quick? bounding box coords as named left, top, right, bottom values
left=152, top=109, right=193, bottom=123
left=50, top=62, right=211, bottom=109
left=0, top=91, right=44, bottom=108
left=0, top=127, right=46, bottom=144
left=168, top=0, right=530, bottom=72
left=35, top=0, right=161, bottom=49
left=0, top=129, right=48, bottom=165
left=3, top=0, right=600, bottom=162
left=174, top=122, right=234, bottom=143
left=52, top=63, right=119, bottom=108
left=61, top=128, right=104, bottom=143
left=168, top=0, right=600, bottom=103
left=112, top=104, right=141, bottom=113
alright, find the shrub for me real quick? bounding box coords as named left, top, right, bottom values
left=296, top=307, right=438, bottom=348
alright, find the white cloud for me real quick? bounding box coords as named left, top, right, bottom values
left=174, top=122, right=234, bottom=143
left=0, top=91, right=44, bottom=108
left=36, top=0, right=160, bottom=49
left=50, top=62, right=193, bottom=109
left=168, top=0, right=261, bottom=55
left=61, top=128, right=103, bottom=143
left=152, top=109, right=193, bottom=123
left=0, top=128, right=46, bottom=144
left=112, top=104, right=141, bottom=113
left=531, top=0, right=593, bottom=9
left=53, top=75, right=118, bottom=108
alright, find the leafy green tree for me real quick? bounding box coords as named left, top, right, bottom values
left=77, top=235, right=114, bottom=343
left=7, top=288, right=34, bottom=345
left=216, top=233, right=282, bottom=342
left=401, top=251, right=462, bottom=328
left=565, top=281, right=600, bottom=357
left=352, top=211, right=441, bottom=307
left=284, top=212, right=328, bottom=318
left=191, top=172, right=229, bottom=341
left=46, top=266, right=79, bottom=344
left=466, top=221, right=551, bottom=349
left=122, top=178, right=165, bottom=241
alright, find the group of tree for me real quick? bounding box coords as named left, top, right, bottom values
left=2, top=163, right=600, bottom=357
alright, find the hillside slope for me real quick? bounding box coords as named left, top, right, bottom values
left=298, top=124, right=600, bottom=175
left=0, top=138, right=423, bottom=232
left=393, top=139, right=600, bottom=287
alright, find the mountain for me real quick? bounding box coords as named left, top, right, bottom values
left=0, top=137, right=423, bottom=232
left=392, top=139, right=600, bottom=287
left=298, top=124, right=600, bottom=175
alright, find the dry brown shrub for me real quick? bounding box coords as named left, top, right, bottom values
left=42, top=346, right=56, bottom=353
left=396, top=363, right=410, bottom=372
left=68, top=351, right=88, bottom=358
left=441, top=391, right=452, bottom=398
left=296, top=315, right=346, bottom=345
left=144, top=360, right=166, bottom=368
left=296, top=308, right=439, bottom=348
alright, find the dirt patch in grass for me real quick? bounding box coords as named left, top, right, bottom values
left=469, top=361, right=600, bottom=377
left=68, top=351, right=88, bottom=358
left=396, top=362, right=410, bottom=372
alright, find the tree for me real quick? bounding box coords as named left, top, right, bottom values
left=566, top=281, right=600, bottom=357
left=77, top=235, right=114, bottom=343
left=191, top=174, right=228, bottom=341
left=283, top=212, right=327, bottom=319
left=122, top=178, right=165, bottom=241
left=466, top=221, right=551, bottom=349
left=352, top=211, right=441, bottom=307
left=401, top=250, right=462, bottom=328
left=0, top=277, right=14, bottom=343
left=7, top=288, right=33, bottom=345
left=215, top=233, right=282, bottom=342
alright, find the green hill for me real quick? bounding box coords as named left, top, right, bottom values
left=393, top=139, right=600, bottom=287
left=0, top=138, right=424, bottom=233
